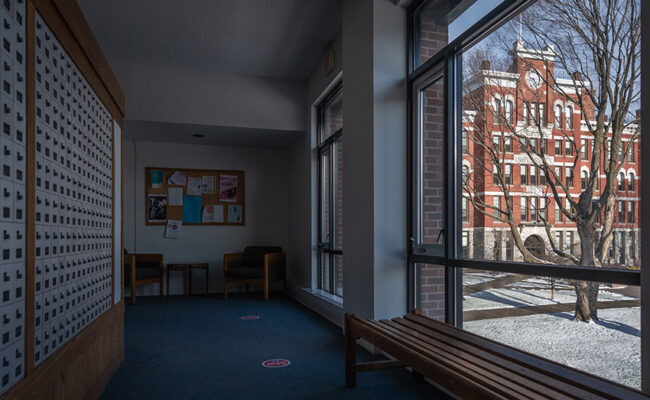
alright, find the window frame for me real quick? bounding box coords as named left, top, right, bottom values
left=406, top=1, right=645, bottom=388
left=316, top=83, right=343, bottom=297
left=554, top=104, right=563, bottom=128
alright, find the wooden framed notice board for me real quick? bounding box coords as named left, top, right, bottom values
left=145, top=167, right=245, bottom=226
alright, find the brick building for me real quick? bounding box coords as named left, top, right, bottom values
left=460, top=41, right=641, bottom=267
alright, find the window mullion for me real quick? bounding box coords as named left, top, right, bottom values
left=329, top=146, right=335, bottom=294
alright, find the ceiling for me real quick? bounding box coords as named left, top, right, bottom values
left=124, top=120, right=302, bottom=148
left=79, top=0, right=342, bottom=81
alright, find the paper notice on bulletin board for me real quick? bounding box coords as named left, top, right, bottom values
left=168, top=187, right=183, bottom=206
left=220, top=175, right=238, bottom=202
left=202, top=204, right=224, bottom=223
left=228, top=205, right=242, bottom=223
left=202, top=176, right=216, bottom=194
left=150, top=170, right=164, bottom=188
left=148, top=194, right=167, bottom=221
left=165, top=220, right=182, bottom=239
left=167, top=170, right=187, bottom=186
left=183, top=195, right=202, bottom=223
left=187, top=176, right=202, bottom=196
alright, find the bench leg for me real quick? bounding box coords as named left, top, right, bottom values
left=345, top=313, right=357, bottom=388
left=412, top=370, right=424, bottom=382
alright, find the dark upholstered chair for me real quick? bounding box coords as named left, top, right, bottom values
left=124, top=252, right=164, bottom=304
left=223, top=246, right=286, bottom=301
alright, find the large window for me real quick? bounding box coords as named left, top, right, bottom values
left=317, top=85, right=343, bottom=297
left=409, top=0, right=644, bottom=391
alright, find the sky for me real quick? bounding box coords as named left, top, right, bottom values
left=448, top=0, right=505, bottom=41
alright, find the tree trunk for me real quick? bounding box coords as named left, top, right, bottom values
left=574, top=222, right=599, bottom=321
left=574, top=280, right=599, bottom=321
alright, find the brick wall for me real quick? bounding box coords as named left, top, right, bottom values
left=418, top=16, right=449, bottom=321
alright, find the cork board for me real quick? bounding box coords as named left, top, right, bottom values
left=145, top=167, right=245, bottom=226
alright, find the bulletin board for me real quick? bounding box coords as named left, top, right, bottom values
left=144, top=167, right=246, bottom=226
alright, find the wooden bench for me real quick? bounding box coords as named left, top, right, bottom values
left=344, top=312, right=649, bottom=400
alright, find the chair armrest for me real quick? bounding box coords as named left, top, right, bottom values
left=264, top=252, right=285, bottom=265
left=264, top=252, right=286, bottom=278
left=132, top=253, right=164, bottom=270
left=223, top=253, right=244, bottom=272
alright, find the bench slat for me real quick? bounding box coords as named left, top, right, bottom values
left=370, top=320, right=562, bottom=400
left=383, top=319, right=584, bottom=400
left=350, top=318, right=508, bottom=400
left=403, top=314, right=648, bottom=400
left=391, top=317, right=605, bottom=400
left=363, top=319, right=541, bottom=400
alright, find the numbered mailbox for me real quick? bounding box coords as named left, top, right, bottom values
left=40, top=322, right=50, bottom=361
left=0, top=51, right=12, bottom=95
left=33, top=327, right=42, bottom=366
left=0, top=69, right=10, bottom=102
left=12, top=104, right=22, bottom=145
left=13, top=67, right=24, bottom=109
left=0, top=262, right=24, bottom=308
left=0, top=300, right=24, bottom=349
left=41, top=289, right=53, bottom=325
left=12, top=182, right=23, bottom=224
left=0, top=93, right=11, bottom=136
left=34, top=259, right=43, bottom=295
left=0, top=179, right=12, bottom=223
left=0, top=222, right=21, bottom=264
left=0, top=339, right=24, bottom=392
left=34, top=293, right=43, bottom=330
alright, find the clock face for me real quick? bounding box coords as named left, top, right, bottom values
left=526, top=68, right=542, bottom=89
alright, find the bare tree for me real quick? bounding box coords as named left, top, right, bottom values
left=462, top=0, right=640, bottom=322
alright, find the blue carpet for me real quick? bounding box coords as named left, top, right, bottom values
left=100, top=293, right=451, bottom=400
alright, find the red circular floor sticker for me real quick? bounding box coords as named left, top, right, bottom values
left=262, top=359, right=290, bottom=368
left=241, top=315, right=260, bottom=320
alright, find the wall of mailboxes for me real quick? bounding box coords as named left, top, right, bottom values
left=0, top=0, right=115, bottom=394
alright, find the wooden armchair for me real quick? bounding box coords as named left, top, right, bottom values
left=223, top=246, right=286, bottom=301
left=124, top=252, right=164, bottom=304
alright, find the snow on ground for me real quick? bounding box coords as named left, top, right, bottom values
left=463, top=273, right=637, bottom=311
left=464, top=307, right=641, bottom=389
left=462, top=271, right=510, bottom=286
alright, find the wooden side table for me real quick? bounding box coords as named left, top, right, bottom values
left=166, top=263, right=209, bottom=296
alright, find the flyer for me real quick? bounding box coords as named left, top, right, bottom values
left=202, top=204, right=224, bottom=223
left=150, top=170, right=163, bottom=188
left=227, top=205, right=242, bottom=223
left=147, top=194, right=167, bottom=221
left=168, top=187, right=183, bottom=206
left=202, top=176, right=216, bottom=194
left=187, top=176, right=202, bottom=196
left=219, top=175, right=238, bottom=202
left=167, top=171, right=187, bottom=186
left=182, top=195, right=202, bottom=223
left=165, top=220, right=182, bottom=239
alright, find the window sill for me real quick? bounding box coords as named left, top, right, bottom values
left=305, top=288, right=343, bottom=308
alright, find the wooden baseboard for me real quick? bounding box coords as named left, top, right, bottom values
left=1, top=302, right=124, bottom=400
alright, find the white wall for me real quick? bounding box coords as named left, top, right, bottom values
left=288, top=32, right=343, bottom=290
left=287, top=0, right=408, bottom=324
left=113, top=61, right=307, bottom=132
left=124, top=140, right=291, bottom=296
left=342, top=0, right=407, bottom=320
